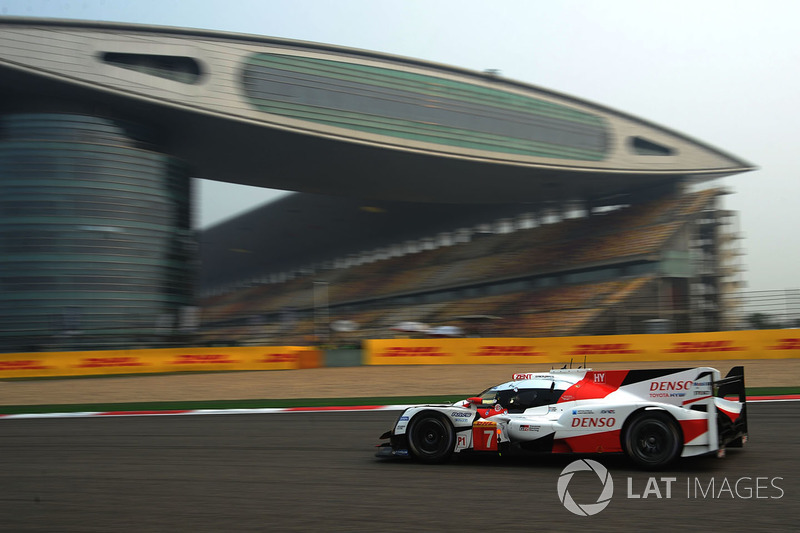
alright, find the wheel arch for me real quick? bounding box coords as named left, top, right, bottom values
left=619, top=406, right=685, bottom=450
left=404, top=407, right=460, bottom=429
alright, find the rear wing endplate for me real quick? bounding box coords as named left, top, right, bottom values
left=715, top=366, right=748, bottom=449
left=716, top=365, right=746, bottom=403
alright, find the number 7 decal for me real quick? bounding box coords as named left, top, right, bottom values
left=484, top=430, right=495, bottom=448
left=472, top=421, right=498, bottom=451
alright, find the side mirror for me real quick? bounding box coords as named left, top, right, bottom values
left=466, top=397, right=484, bottom=405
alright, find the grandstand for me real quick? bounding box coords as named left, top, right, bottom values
left=0, top=18, right=755, bottom=352
left=199, top=186, right=744, bottom=346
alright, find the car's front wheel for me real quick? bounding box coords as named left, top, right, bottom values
left=407, top=412, right=455, bottom=464
left=623, top=412, right=682, bottom=469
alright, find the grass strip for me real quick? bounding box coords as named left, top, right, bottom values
left=0, top=387, right=798, bottom=415
left=745, top=386, right=800, bottom=396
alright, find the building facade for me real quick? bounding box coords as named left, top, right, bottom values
left=0, top=113, right=193, bottom=349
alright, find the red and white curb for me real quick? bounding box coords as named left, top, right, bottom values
left=0, top=404, right=415, bottom=420
left=0, top=396, right=798, bottom=420
left=747, top=394, right=800, bottom=402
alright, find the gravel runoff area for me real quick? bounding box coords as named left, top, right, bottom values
left=1, top=359, right=799, bottom=406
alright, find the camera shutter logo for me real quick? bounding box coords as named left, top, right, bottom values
left=557, top=459, right=614, bottom=516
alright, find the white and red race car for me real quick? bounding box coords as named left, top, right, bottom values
left=376, top=366, right=747, bottom=468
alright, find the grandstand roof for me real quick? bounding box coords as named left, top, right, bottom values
left=198, top=192, right=545, bottom=288
left=0, top=17, right=754, bottom=206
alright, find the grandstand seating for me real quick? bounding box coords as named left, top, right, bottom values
left=198, top=189, right=720, bottom=345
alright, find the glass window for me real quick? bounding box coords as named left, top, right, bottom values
left=629, top=136, right=674, bottom=156
left=100, top=52, right=202, bottom=84
left=241, top=53, right=608, bottom=161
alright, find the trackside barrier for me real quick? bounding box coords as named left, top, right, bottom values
left=364, top=330, right=800, bottom=366
left=2, top=330, right=798, bottom=378
left=0, top=346, right=322, bottom=379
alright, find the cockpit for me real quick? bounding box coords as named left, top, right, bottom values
left=477, top=379, right=567, bottom=413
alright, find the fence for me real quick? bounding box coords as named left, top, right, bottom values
left=734, top=289, right=800, bottom=329
left=1, top=288, right=798, bottom=354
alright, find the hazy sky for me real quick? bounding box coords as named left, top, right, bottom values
left=2, top=0, right=798, bottom=292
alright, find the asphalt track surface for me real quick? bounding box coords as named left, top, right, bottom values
left=0, top=403, right=797, bottom=532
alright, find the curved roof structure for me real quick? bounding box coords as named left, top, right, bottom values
left=0, top=17, right=754, bottom=205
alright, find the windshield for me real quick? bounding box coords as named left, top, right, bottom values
left=476, top=384, right=564, bottom=413
left=477, top=383, right=504, bottom=404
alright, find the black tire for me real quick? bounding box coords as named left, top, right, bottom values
left=406, top=412, right=455, bottom=464
left=623, top=412, right=682, bottom=469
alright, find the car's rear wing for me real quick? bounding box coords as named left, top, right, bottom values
left=687, top=366, right=746, bottom=455
left=715, top=366, right=748, bottom=448
left=716, top=365, right=746, bottom=403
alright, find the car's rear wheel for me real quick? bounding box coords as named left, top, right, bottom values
left=407, top=412, right=455, bottom=464
left=623, top=412, right=682, bottom=469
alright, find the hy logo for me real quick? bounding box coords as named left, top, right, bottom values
left=557, top=459, right=614, bottom=516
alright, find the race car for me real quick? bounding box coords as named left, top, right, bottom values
left=376, top=366, right=747, bottom=468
